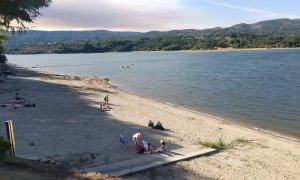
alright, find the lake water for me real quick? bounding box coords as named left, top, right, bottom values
left=7, top=49, right=300, bottom=141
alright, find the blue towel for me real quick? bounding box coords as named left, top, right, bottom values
left=119, top=135, right=126, bottom=145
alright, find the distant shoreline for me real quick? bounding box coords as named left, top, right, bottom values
left=5, top=47, right=300, bottom=55
left=176, top=47, right=300, bottom=53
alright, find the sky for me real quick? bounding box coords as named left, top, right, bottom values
left=32, top=0, right=300, bottom=31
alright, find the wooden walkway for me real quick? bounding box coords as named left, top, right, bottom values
left=82, top=145, right=217, bottom=177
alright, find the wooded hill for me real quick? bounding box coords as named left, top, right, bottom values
left=4, top=18, right=300, bottom=54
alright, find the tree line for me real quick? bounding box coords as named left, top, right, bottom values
left=5, top=33, right=300, bottom=54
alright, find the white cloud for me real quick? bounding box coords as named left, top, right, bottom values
left=49, top=0, right=181, bottom=11
left=198, top=0, right=300, bottom=19
left=107, top=0, right=181, bottom=10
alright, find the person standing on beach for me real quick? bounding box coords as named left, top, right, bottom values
left=133, top=132, right=144, bottom=153
left=133, top=132, right=142, bottom=146
left=104, top=95, right=109, bottom=104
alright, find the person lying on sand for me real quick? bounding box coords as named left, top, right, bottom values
left=1, top=93, right=35, bottom=108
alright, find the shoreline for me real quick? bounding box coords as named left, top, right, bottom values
left=10, top=62, right=300, bottom=142
left=1, top=63, right=299, bottom=179
left=5, top=47, right=300, bottom=55
left=177, top=47, right=300, bottom=53
left=113, top=82, right=300, bottom=143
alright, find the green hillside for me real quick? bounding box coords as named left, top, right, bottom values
left=4, top=18, right=300, bottom=54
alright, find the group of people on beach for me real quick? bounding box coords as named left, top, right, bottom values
left=132, top=132, right=166, bottom=154
left=148, top=120, right=165, bottom=130
left=1, top=92, right=35, bottom=108
left=99, top=95, right=110, bottom=112
left=100, top=94, right=166, bottom=154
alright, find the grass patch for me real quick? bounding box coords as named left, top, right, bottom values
left=228, top=138, right=250, bottom=148
left=233, top=138, right=250, bottom=144
left=197, top=137, right=251, bottom=151
left=197, top=139, right=227, bottom=151
left=0, top=137, right=10, bottom=162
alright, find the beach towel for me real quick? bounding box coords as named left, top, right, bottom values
left=2, top=99, right=26, bottom=108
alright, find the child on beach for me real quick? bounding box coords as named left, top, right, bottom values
left=104, top=95, right=109, bottom=104
left=142, top=140, right=154, bottom=154
left=99, top=101, right=105, bottom=111
left=98, top=99, right=111, bottom=112
left=156, top=140, right=166, bottom=153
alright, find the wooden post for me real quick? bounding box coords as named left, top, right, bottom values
left=5, top=120, right=16, bottom=157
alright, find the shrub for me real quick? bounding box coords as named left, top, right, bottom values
left=0, top=137, right=10, bottom=162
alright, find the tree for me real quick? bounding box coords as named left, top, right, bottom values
left=0, top=0, right=52, bottom=64
left=0, top=30, right=8, bottom=62
left=0, top=0, right=52, bottom=31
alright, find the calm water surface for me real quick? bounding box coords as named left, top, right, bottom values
left=7, top=49, right=300, bottom=140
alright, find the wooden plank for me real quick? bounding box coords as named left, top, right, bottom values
left=82, top=146, right=217, bottom=177
left=5, top=120, right=16, bottom=157
left=110, top=161, right=164, bottom=177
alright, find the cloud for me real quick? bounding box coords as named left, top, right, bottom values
left=34, top=0, right=212, bottom=31
left=197, top=0, right=300, bottom=19
left=107, top=0, right=181, bottom=10
left=32, top=0, right=300, bottom=31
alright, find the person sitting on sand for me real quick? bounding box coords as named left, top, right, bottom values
left=99, top=101, right=105, bottom=111
left=153, top=121, right=165, bottom=130
left=156, top=140, right=166, bottom=153
left=142, top=140, right=154, bottom=154
left=104, top=95, right=109, bottom=104
left=148, top=120, right=154, bottom=128
left=15, top=92, right=21, bottom=100
left=133, top=132, right=144, bottom=153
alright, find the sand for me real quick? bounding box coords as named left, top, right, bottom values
left=0, top=63, right=299, bottom=179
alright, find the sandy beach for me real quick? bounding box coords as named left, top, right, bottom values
left=0, top=63, right=299, bottom=179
